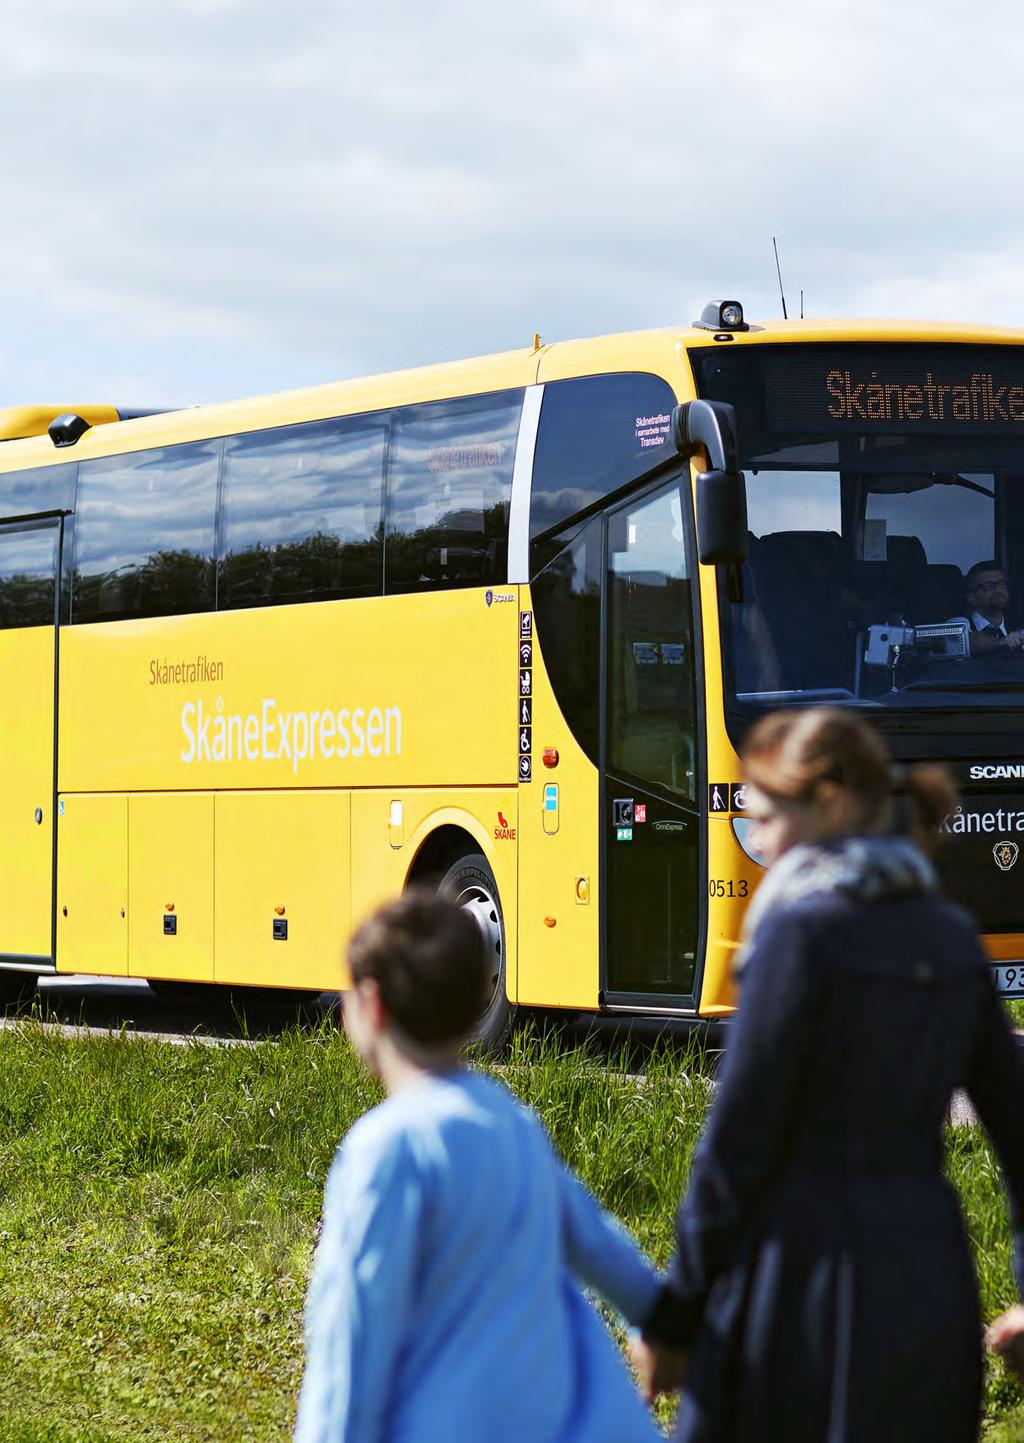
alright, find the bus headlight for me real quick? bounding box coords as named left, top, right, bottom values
left=732, top=817, right=766, bottom=867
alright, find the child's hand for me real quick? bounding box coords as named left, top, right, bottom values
left=987, top=1306, right=1024, bottom=1383
left=628, top=1334, right=688, bottom=1402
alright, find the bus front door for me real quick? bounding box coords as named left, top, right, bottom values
left=602, top=479, right=701, bottom=1007
left=0, top=516, right=63, bottom=966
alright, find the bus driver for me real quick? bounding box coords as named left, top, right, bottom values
left=964, top=561, right=1024, bottom=655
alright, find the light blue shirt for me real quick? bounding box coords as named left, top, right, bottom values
left=294, top=1069, right=662, bottom=1443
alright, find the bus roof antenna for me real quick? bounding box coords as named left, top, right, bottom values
left=800, top=289, right=804, bottom=319
left=772, top=237, right=788, bottom=320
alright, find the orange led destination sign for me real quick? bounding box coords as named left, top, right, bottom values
left=825, top=368, right=1024, bottom=425
left=691, top=344, right=1024, bottom=447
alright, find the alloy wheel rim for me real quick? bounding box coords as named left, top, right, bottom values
left=452, top=880, right=503, bottom=1009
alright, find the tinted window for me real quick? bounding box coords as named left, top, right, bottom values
left=530, top=373, right=677, bottom=552
left=385, top=390, right=521, bottom=593
left=607, top=480, right=696, bottom=801
left=0, top=463, right=76, bottom=521
left=218, top=415, right=386, bottom=609
left=0, top=519, right=58, bottom=628
left=72, top=442, right=220, bottom=623
left=531, top=515, right=602, bottom=766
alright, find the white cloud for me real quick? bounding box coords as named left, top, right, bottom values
left=0, top=0, right=1022, bottom=404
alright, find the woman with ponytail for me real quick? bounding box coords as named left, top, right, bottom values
left=632, top=707, right=1024, bottom=1443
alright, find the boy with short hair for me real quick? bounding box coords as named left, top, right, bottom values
left=294, top=891, right=666, bottom=1442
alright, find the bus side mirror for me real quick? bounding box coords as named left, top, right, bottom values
left=672, top=399, right=748, bottom=566
left=696, top=469, right=748, bottom=566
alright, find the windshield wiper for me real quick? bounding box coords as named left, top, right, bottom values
left=949, top=473, right=995, bottom=498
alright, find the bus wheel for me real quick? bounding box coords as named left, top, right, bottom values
left=438, top=852, right=512, bottom=1052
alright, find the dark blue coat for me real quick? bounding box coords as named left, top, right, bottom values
left=665, top=890, right=1024, bottom=1443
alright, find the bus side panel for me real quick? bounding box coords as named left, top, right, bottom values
left=214, top=790, right=350, bottom=990
left=516, top=612, right=600, bottom=1011
left=694, top=481, right=749, bottom=1015
left=0, top=626, right=55, bottom=958
left=349, top=790, right=518, bottom=998
left=702, top=817, right=761, bottom=1015
left=128, top=793, right=214, bottom=981
left=56, top=793, right=129, bottom=976
left=58, top=591, right=517, bottom=795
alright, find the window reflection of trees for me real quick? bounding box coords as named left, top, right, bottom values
left=72, top=443, right=219, bottom=624
left=0, top=526, right=59, bottom=627
left=70, top=550, right=214, bottom=623
left=219, top=530, right=384, bottom=608
left=385, top=500, right=510, bottom=590
left=218, top=420, right=386, bottom=609
left=384, top=391, right=520, bottom=593
left=0, top=393, right=524, bottom=627
left=0, top=572, right=54, bottom=626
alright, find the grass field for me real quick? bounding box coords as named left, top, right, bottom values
left=0, top=1019, right=1021, bottom=1440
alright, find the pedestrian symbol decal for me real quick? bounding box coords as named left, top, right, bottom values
left=520, top=697, right=532, bottom=726
left=709, top=783, right=729, bottom=813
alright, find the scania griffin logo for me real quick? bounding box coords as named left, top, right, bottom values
left=994, top=840, right=1020, bottom=872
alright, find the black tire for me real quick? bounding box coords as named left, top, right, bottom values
left=437, top=851, right=512, bottom=1052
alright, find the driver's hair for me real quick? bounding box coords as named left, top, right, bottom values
left=965, top=559, right=1004, bottom=589
left=742, top=707, right=956, bottom=855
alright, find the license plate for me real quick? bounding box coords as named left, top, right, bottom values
left=994, top=963, right=1024, bottom=997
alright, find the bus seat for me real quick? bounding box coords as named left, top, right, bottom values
left=886, top=534, right=927, bottom=569
left=906, top=564, right=965, bottom=624
left=748, top=531, right=855, bottom=690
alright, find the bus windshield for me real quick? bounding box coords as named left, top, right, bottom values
left=690, top=342, right=1024, bottom=714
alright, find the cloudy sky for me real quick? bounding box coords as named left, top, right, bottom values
left=1, top=0, right=1021, bottom=409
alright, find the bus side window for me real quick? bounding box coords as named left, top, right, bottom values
left=0, top=520, right=59, bottom=628
left=218, top=415, right=387, bottom=610
left=0, top=463, right=76, bottom=524
left=0, top=464, right=76, bottom=629
left=71, top=442, right=220, bottom=624
left=607, top=481, right=697, bottom=802
left=529, top=372, right=677, bottom=564
left=384, top=390, right=522, bottom=594
left=530, top=515, right=602, bottom=767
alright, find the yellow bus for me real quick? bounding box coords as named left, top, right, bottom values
left=3, top=302, right=1024, bottom=1044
